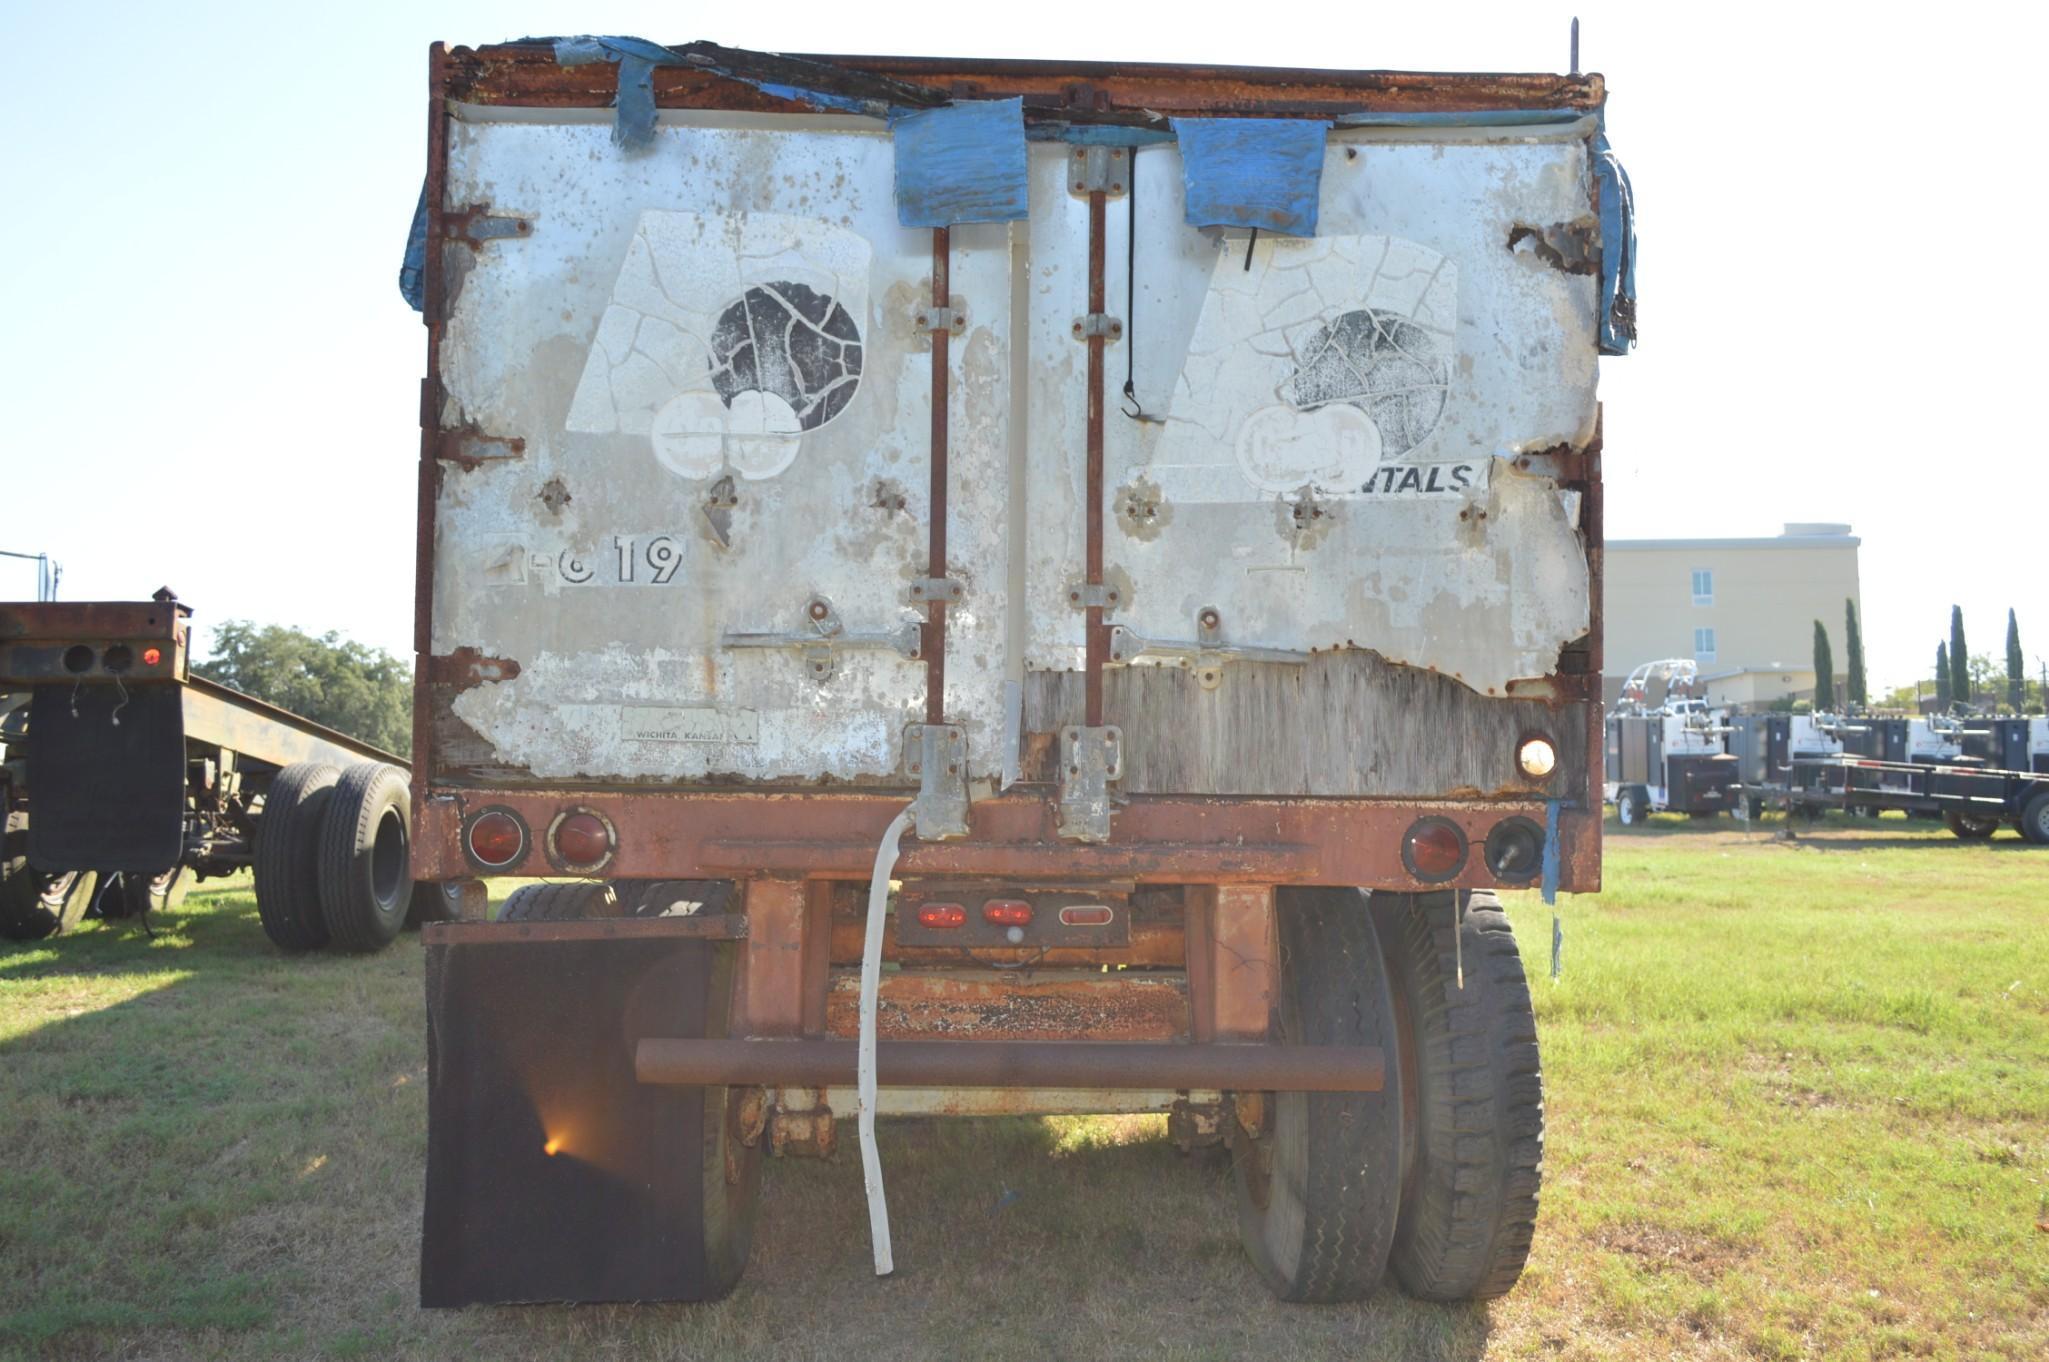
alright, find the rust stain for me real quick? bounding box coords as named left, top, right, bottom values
left=1507, top=219, right=1600, bottom=276
left=426, top=648, right=522, bottom=689
left=824, top=970, right=1188, bottom=1042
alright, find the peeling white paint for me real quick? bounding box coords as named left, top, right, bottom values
left=433, top=110, right=1602, bottom=783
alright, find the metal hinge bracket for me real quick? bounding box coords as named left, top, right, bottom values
left=443, top=204, right=534, bottom=247
left=721, top=596, right=922, bottom=684
left=1071, top=312, right=1124, bottom=342
left=1068, top=146, right=1131, bottom=197
left=434, top=426, right=526, bottom=470
left=1065, top=582, right=1122, bottom=612
left=903, top=724, right=970, bottom=840
left=907, top=578, right=964, bottom=607
left=1057, top=725, right=1123, bottom=844
left=914, top=303, right=967, bottom=336
left=1107, top=607, right=1309, bottom=690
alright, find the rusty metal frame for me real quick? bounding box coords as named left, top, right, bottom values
left=420, top=788, right=1598, bottom=892
left=636, top=1037, right=1383, bottom=1093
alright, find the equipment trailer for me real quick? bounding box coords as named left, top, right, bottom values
left=408, top=37, right=1633, bottom=1305
left=1734, top=725, right=2049, bottom=843
left=0, top=594, right=446, bottom=946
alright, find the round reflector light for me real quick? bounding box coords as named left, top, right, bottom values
left=1517, top=734, right=1557, bottom=779
left=141, top=646, right=162, bottom=667
left=466, top=809, right=526, bottom=868
left=1483, top=816, right=1545, bottom=883
left=553, top=811, right=613, bottom=868
left=1402, top=817, right=1468, bottom=882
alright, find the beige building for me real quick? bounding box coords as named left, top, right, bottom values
left=1604, top=524, right=1862, bottom=709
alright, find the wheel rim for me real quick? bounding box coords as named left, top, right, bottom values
left=370, top=807, right=408, bottom=909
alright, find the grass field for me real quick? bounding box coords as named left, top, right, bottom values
left=2, top=816, right=2046, bottom=1360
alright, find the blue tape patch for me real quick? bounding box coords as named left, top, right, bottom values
left=755, top=82, right=884, bottom=118
left=891, top=98, right=1030, bottom=228
left=1171, top=117, right=1331, bottom=237
left=1593, top=133, right=1637, bottom=355
left=399, top=183, right=428, bottom=312
left=1541, top=798, right=1563, bottom=906
left=555, top=36, right=684, bottom=151
left=1334, top=108, right=1585, bottom=129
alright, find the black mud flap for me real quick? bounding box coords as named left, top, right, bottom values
left=420, top=930, right=724, bottom=1306
left=26, top=682, right=185, bottom=873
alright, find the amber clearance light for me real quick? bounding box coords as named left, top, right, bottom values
left=1517, top=734, right=1557, bottom=780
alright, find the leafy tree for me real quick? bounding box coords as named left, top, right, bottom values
left=2007, top=609, right=2025, bottom=712
left=1936, top=642, right=1952, bottom=710
left=1844, top=598, right=1867, bottom=709
left=1812, top=621, right=1834, bottom=711
left=195, top=622, right=411, bottom=756
left=1949, top=606, right=1970, bottom=706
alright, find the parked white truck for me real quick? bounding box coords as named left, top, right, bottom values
left=406, top=37, right=1634, bottom=1306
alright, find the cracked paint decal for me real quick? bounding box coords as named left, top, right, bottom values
left=565, top=210, right=870, bottom=480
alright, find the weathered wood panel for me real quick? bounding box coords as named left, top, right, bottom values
left=1023, top=652, right=1585, bottom=798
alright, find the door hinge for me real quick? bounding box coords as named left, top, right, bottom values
left=443, top=204, right=534, bottom=247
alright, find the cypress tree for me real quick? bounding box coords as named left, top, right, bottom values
left=1936, top=642, right=1952, bottom=710
left=1813, top=621, right=1835, bottom=711
left=1949, top=606, right=1970, bottom=706
left=1845, top=598, right=1868, bottom=709
left=2006, top=609, right=2025, bottom=712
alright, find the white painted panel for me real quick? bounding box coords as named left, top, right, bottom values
left=435, top=113, right=1011, bottom=782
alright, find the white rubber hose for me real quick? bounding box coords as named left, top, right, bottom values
left=859, top=805, right=915, bottom=1277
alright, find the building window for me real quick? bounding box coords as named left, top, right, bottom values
left=1694, top=627, right=1716, bottom=662
left=1690, top=568, right=1714, bottom=606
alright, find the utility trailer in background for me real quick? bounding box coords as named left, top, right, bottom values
left=408, top=38, right=1633, bottom=1307
left=1729, top=711, right=2049, bottom=841
left=1603, top=659, right=1736, bottom=823
left=0, top=594, right=459, bottom=946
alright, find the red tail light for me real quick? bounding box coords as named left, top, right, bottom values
left=982, top=899, right=1033, bottom=926
left=141, top=646, right=162, bottom=667
left=466, top=809, right=527, bottom=868
left=915, top=902, right=966, bottom=929
left=1402, top=818, right=1468, bottom=882
left=553, top=811, right=613, bottom=867
left=1058, top=904, right=1114, bottom=927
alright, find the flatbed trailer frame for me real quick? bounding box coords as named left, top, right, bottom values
left=1738, top=754, right=2049, bottom=842
left=0, top=597, right=439, bottom=944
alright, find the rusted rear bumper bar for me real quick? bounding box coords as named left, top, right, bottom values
left=635, top=1039, right=1382, bottom=1092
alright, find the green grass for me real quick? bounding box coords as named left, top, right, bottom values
left=1, top=815, right=2045, bottom=1359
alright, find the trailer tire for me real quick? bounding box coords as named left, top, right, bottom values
left=1616, top=787, right=1649, bottom=826
left=254, top=762, right=340, bottom=952
left=2017, top=789, right=2049, bottom=846
left=1942, top=810, right=2000, bottom=841
left=1232, top=886, right=1404, bottom=1302
left=316, top=762, right=411, bottom=953
left=107, top=867, right=191, bottom=921
left=499, top=881, right=618, bottom=922
left=1, top=852, right=98, bottom=943
left=1378, top=890, right=1544, bottom=1302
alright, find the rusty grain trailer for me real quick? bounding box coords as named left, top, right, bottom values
left=408, top=37, right=1634, bottom=1306
left=0, top=595, right=437, bottom=947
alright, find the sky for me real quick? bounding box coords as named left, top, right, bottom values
left=2, top=1, right=2042, bottom=692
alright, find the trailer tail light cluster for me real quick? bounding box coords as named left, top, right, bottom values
left=464, top=808, right=528, bottom=869
left=548, top=809, right=615, bottom=871
left=916, top=902, right=967, bottom=929
left=982, top=899, right=1032, bottom=926
left=1402, top=817, right=1468, bottom=882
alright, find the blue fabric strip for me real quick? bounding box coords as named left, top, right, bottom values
left=891, top=98, right=1030, bottom=227
left=1593, top=132, right=1637, bottom=355
left=555, top=36, right=684, bottom=151
left=1025, top=122, right=1175, bottom=147
left=399, top=183, right=428, bottom=312
left=1335, top=108, right=1585, bottom=128
left=1170, top=117, right=1331, bottom=237
left=755, top=82, right=884, bottom=117
left=1541, top=798, right=1562, bottom=906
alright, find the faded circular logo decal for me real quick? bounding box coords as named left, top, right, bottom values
left=1279, top=308, right=1449, bottom=459
left=1235, top=403, right=1382, bottom=494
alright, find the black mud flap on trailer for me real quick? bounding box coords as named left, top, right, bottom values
left=25, top=683, right=185, bottom=873
left=420, top=931, right=734, bottom=1306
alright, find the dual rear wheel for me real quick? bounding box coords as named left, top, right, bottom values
left=1234, top=887, right=1543, bottom=1302
left=254, top=761, right=412, bottom=953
